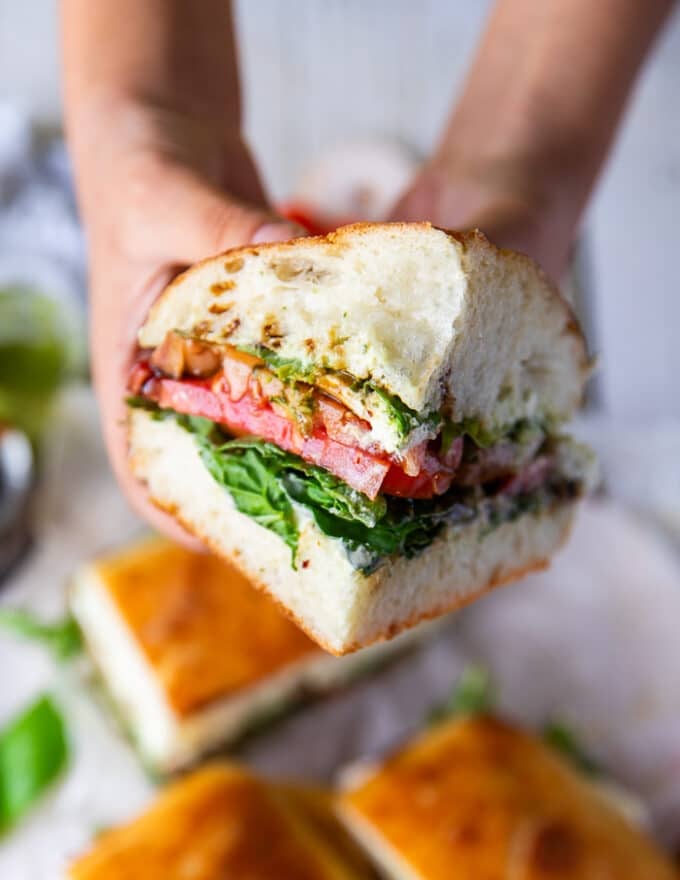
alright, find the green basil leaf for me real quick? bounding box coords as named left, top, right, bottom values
left=428, top=665, right=496, bottom=724
left=212, top=437, right=386, bottom=528
left=542, top=720, right=600, bottom=776
left=369, top=385, right=441, bottom=440
left=0, top=609, right=82, bottom=661
left=0, top=694, right=68, bottom=832
left=194, top=436, right=299, bottom=562
left=238, top=345, right=317, bottom=384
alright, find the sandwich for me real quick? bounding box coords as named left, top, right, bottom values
left=69, top=763, right=379, bottom=879
left=127, top=222, right=595, bottom=655
left=70, top=537, right=425, bottom=773
left=339, top=715, right=676, bottom=879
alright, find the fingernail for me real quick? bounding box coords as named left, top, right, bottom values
left=252, top=222, right=299, bottom=244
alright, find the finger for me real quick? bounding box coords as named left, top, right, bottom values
left=122, top=161, right=298, bottom=264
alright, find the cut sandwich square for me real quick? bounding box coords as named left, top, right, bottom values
left=70, top=537, right=424, bottom=772
left=69, top=763, right=379, bottom=879
left=339, top=717, right=676, bottom=879
left=128, top=222, right=597, bottom=654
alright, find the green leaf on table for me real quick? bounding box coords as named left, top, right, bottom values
left=542, top=719, right=600, bottom=776
left=0, top=608, right=83, bottom=661
left=0, top=694, right=69, bottom=833
left=428, top=665, right=497, bottom=724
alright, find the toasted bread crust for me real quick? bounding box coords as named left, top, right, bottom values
left=341, top=717, right=676, bottom=878
left=138, top=222, right=589, bottom=423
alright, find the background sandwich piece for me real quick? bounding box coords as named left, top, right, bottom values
left=69, top=763, right=379, bottom=880
left=339, top=716, right=676, bottom=879
left=70, top=537, right=425, bottom=773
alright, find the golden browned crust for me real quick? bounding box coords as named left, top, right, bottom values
left=69, top=764, right=370, bottom=880
left=86, top=538, right=320, bottom=715
left=341, top=717, right=676, bottom=879
left=145, top=491, right=574, bottom=656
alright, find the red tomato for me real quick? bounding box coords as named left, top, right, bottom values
left=278, top=201, right=354, bottom=236
left=131, top=356, right=460, bottom=501
left=142, top=371, right=390, bottom=499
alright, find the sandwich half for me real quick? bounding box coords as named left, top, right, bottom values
left=339, top=716, right=676, bottom=879
left=69, top=763, right=379, bottom=879
left=70, top=537, right=424, bottom=772
left=128, top=222, right=595, bottom=654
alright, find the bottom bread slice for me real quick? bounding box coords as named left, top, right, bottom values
left=129, top=410, right=576, bottom=655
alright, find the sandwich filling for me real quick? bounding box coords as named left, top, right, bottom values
left=129, top=332, right=594, bottom=572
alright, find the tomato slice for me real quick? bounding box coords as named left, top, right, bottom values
left=142, top=372, right=391, bottom=499
left=131, top=355, right=463, bottom=500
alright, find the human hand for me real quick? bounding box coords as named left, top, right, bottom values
left=390, top=156, right=574, bottom=282
left=391, top=0, right=673, bottom=282
left=67, top=96, right=297, bottom=546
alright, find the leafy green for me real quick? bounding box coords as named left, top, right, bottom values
left=0, top=609, right=82, bottom=661
left=240, top=344, right=438, bottom=441
left=0, top=694, right=69, bottom=833
left=542, top=720, right=600, bottom=776
left=195, top=437, right=300, bottom=562
left=177, top=419, right=461, bottom=570
left=428, top=665, right=497, bottom=724
left=134, top=403, right=563, bottom=572
left=369, top=385, right=441, bottom=440
left=440, top=417, right=499, bottom=450
left=238, top=345, right=317, bottom=384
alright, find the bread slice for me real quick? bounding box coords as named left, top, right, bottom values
left=129, top=409, right=577, bottom=655
left=139, top=223, right=588, bottom=448
left=339, top=716, right=676, bottom=879
left=70, top=537, right=427, bottom=771
left=69, top=763, right=379, bottom=879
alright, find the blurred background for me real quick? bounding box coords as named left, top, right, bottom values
left=1, top=2, right=680, bottom=876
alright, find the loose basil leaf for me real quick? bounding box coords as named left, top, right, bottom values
left=428, top=665, right=497, bottom=724
left=542, top=720, right=600, bottom=776
left=0, top=694, right=68, bottom=833
left=0, top=609, right=82, bottom=661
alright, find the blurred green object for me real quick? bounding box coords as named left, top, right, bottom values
left=0, top=287, right=77, bottom=440
left=428, top=664, right=497, bottom=724
left=0, top=694, right=69, bottom=833
left=0, top=608, right=83, bottom=661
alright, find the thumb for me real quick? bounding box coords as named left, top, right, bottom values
left=126, top=163, right=298, bottom=264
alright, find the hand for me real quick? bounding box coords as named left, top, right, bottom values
left=69, top=95, right=297, bottom=547
left=391, top=0, right=673, bottom=283
left=390, top=156, right=574, bottom=282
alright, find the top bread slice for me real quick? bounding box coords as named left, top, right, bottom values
left=139, top=223, right=588, bottom=433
